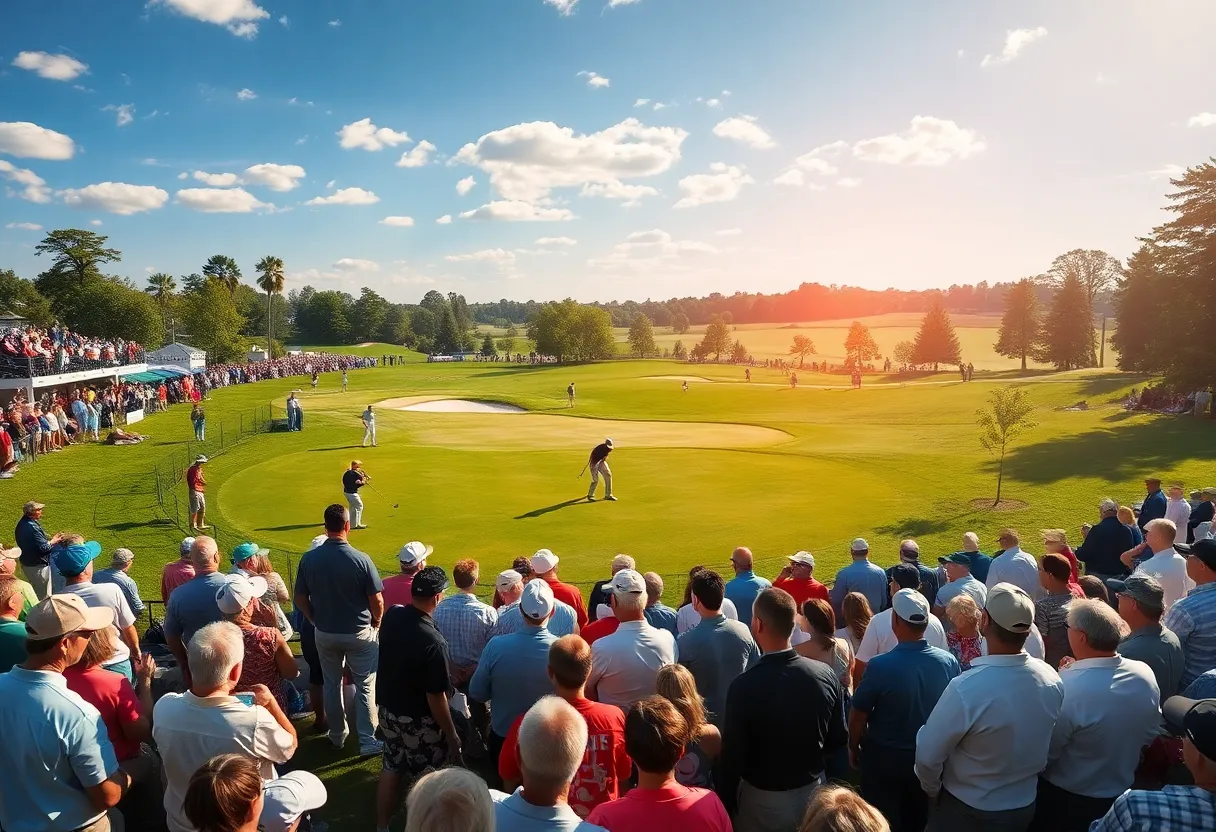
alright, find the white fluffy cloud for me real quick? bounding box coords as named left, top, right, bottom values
left=705, top=98, right=722, bottom=109
left=236, top=88, right=257, bottom=100
left=176, top=187, right=271, bottom=213
left=453, top=118, right=687, bottom=205
left=380, top=216, right=415, bottom=227
left=578, top=71, right=610, bottom=88
left=607, top=0, right=641, bottom=6
left=103, top=104, right=135, bottom=126
left=459, top=200, right=575, bottom=222
left=436, top=214, right=453, bottom=224
left=396, top=140, right=436, bottom=168
left=589, top=228, right=717, bottom=271
left=60, top=182, right=168, bottom=214
left=0, top=160, right=52, bottom=203
left=328, top=19, right=341, bottom=26
left=674, top=163, right=753, bottom=209
left=536, top=236, right=577, bottom=246
left=1188, top=113, right=1216, bottom=128
left=6, top=222, right=43, bottom=230
left=773, top=169, right=806, bottom=187
left=150, top=0, right=269, bottom=38
left=981, top=27, right=1047, bottom=67
left=242, top=163, right=306, bottom=191
left=12, top=52, right=88, bottom=81
left=579, top=180, right=658, bottom=206
left=305, top=187, right=379, bottom=206
left=191, top=171, right=238, bottom=185
left=0, top=121, right=76, bottom=160
left=333, top=258, right=379, bottom=271
left=338, top=118, right=410, bottom=151
left=634, top=98, right=650, bottom=108
left=89, top=219, right=102, bottom=226
left=544, top=0, right=579, bottom=14
left=852, top=116, right=985, bottom=165
left=445, top=249, right=516, bottom=264
left=456, top=176, right=476, bottom=196
left=712, top=115, right=776, bottom=149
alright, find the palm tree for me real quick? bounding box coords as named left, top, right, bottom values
left=255, top=255, right=285, bottom=354
left=202, top=254, right=242, bottom=296
left=144, top=272, right=176, bottom=341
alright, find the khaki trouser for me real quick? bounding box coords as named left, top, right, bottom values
left=588, top=459, right=612, bottom=498
left=735, top=778, right=821, bottom=832
left=76, top=808, right=124, bottom=831
left=345, top=492, right=364, bottom=527
left=22, top=562, right=51, bottom=600
left=362, top=423, right=376, bottom=446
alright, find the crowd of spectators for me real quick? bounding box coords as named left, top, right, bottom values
left=0, top=323, right=144, bottom=377
left=3, top=473, right=1216, bottom=831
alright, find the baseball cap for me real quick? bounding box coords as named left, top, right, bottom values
left=1202, top=487, right=1216, bottom=498
left=25, top=594, right=114, bottom=638
left=231, top=542, right=268, bottom=564
left=194, top=454, right=208, bottom=463
left=260, top=771, right=328, bottom=832
left=520, top=579, right=555, bottom=619
left=610, top=569, right=645, bottom=594
left=850, top=538, right=869, bottom=553
left=997, top=528, right=1020, bottom=542
left=605, top=438, right=614, bottom=448
left=411, top=565, right=448, bottom=598
left=889, top=563, right=921, bottom=589
left=892, top=588, right=930, bottom=624
left=939, top=552, right=972, bottom=566
left=55, top=540, right=102, bottom=577
left=215, top=574, right=269, bottom=615
left=22, top=500, right=45, bottom=514
left=180, top=536, right=196, bottom=556
left=788, top=551, right=816, bottom=568
left=397, top=541, right=433, bottom=565
left=1, top=544, right=20, bottom=561
left=495, top=569, right=523, bottom=592
left=111, top=548, right=135, bottom=565
left=985, top=582, right=1035, bottom=633
left=1163, top=697, right=1216, bottom=760
left=1189, top=538, right=1216, bottom=571
left=899, top=540, right=920, bottom=559
left=1145, top=476, right=1161, bottom=484
left=530, top=549, right=559, bottom=573
left=1040, top=529, right=1067, bottom=544
left=309, top=534, right=328, bottom=550
left=1108, top=574, right=1165, bottom=612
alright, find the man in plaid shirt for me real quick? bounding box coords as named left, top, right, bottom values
left=1090, top=695, right=1216, bottom=831
left=434, top=559, right=498, bottom=753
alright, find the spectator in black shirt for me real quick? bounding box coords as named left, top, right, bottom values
left=719, top=587, right=847, bottom=832
left=375, top=565, right=461, bottom=831
left=342, top=460, right=369, bottom=530
left=1077, top=499, right=1136, bottom=589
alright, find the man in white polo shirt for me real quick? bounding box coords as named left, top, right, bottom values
left=915, top=582, right=1065, bottom=831
left=1134, top=518, right=1194, bottom=610
left=587, top=569, right=677, bottom=708
left=856, top=563, right=948, bottom=679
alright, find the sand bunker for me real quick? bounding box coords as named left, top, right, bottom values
left=399, top=399, right=526, bottom=414
left=644, top=375, right=715, bottom=383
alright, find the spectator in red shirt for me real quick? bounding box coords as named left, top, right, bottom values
left=773, top=552, right=830, bottom=610
left=1042, top=529, right=1084, bottom=597
left=531, top=549, right=588, bottom=628
left=160, top=537, right=197, bottom=603
left=185, top=455, right=208, bottom=531
left=587, top=695, right=731, bottom=832
left=381, top=541, right=430, bottom=608
left=499, top=635, right=631, bottom=817
left=580, top=613, right=621, bottom=645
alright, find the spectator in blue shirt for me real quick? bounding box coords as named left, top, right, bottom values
left=830, top=538, right=888, bottom=620
left=1138, top=477, right=1168, bottom=532
left=642, top=572, right=679, bottom=636
left=164, top=536, right=229, bottom=684
left=850, top=588, right=960, bottom=832
left=92, top=548, right=146, bottom=617
left=1163, top=539, right=1216, bottom=690
left=724, top=546, right=770, bottom=628
left=960, top=532, right=993, bottom=584
left=14, top=499, right=60, bottom=600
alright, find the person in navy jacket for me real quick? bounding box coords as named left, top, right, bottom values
left=1138, top=477, right=1167, bottom=532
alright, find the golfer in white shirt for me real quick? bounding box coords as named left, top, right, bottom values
left=1134, top=518, right=1194, bottom=609
left=361, top=405, right=376, bottom=447
left=587, top=569, right=677, bottom=708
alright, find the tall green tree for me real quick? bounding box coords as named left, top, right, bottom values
left=68, top=282, right=164, bottom=346
left=788, top=334, right=816, bottom=368
left=1035, top=274, right=1096, bottom=370
left=844, top=321, right=881, bottom=370
left=379, top=306, right=412, bottom=345
left=731, top=339, right=749, bottom=363
left=480, top=333, right=497, bottom=357
left=1042, top=249, right=1123, bottom=309
left=409, top=306, right=438, bottom=340
left=1110, top=244, right=1164, bottom=372
left=527, top=300, right=614, bottom=361
left=182, top=280, right=246, bottom=363
left=352, top=287, right=390, bottom=344
left=181, top=273, right=207, bottom=294
left=202, top=254, right=242, bottom=295
left=993, top=278, right=1042, bottom=371
left=670, top=310, right=690, bottom=334
left=912, top=299, right=962, bottom=369
left=34, top=229, right=121, bottom=284
left=698, top=313, right=731, bottom=360
left=976, top=387, right=1037, bottom=505
left=627, top=313, right=656, bottom=357
left=144, top=272, right=177, bottom=339
left=893, top=340, right=916, bottom=367
left=303, top=291, right=354, bottom=345
left=254, top=256, right=285, bottom=349
left=0, top=268, right=54, bottom=326
left=434, top=303, right=464, bottom=354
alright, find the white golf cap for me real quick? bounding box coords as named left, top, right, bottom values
left=179, top=537, right=196, bottom=556
left=397, top=541, right=433, bottom=565
left=215, top=574, right=269, bottom=615
left=610, top=568, right=646, bottom=594
left=605, top=437, right=614, bottom=448
left=521, top=579, right=555, bottom=619
left=788, top=551, right=816, bottom=568
left=194, top=455, right=208, bottom=464
left=850, top=538, right=869, bottom=553
left=892, top=588, right=930, bottom=625
left=260, top=770, right=328, bottom=832
left=530, top=548, right=559, bottom=573
left=309, top=534, right=328, bottom=550
left=495, top=569, right=523, bottom=592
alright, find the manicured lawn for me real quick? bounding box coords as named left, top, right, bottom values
left=3, top=357, right=1209, bottom=829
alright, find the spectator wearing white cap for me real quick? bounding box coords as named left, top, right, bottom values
left=382, top=539, right=431, bottom=608
left=774, top=551, right=830, bottom=611
left=93, top=548, right=145, bottom=617
left=154, top=621, right=298, bottom=832
left=724, top=547, right=770, bottom=629
left=472, top=578, right=560, bottom=776
left=678, top=569, right=760, bottom=727
left=986, top=529, right=1042, bottom=601
left=161, top=536, right=197, bottom=603
left=494, top=570, right=580, bottom=638
left=915, top=583, right=1065, bottom=831
left=263, top=769, right=328, bottom=832
left=218, top=574, right=299, bottom=713
left=830, top=538, right=888, bottom=621
left=0, top=594, right=131, bottom=832
left=588, top=554, right=636, bottom=623
left=15, top=499, right=61, bottom=599
left=0, top=543, right=38, bottom=620
left=57, top=538, right=141, bottom=682
left=856, top=563, right=949, bottom=680
left=532, top=549, right=589, bottom=628
left=1031, top=599, right=1161, bottom=832
left=587, top=569, right=678, bottom=709
left=1134, top=518, right=1194, bottom=609
left=293, top=505, right=385, bottom=757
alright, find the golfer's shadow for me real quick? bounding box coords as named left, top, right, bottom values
left=514, top=498, right=588, bottom=520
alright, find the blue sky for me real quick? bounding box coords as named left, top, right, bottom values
left=2, top=0, right=1214, bottom=303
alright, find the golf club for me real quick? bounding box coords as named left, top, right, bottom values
left=367, top=481, right=400, bottom=509
left=578, top=461, right=588, bottom=479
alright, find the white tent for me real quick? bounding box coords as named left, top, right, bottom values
left=147, top=342, right=206, bottom=371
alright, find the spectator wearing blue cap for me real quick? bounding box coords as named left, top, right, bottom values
left=58, top=536, right=141, bottom=682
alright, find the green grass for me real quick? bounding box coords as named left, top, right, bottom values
left=4, top=357, right=1209, bottom=828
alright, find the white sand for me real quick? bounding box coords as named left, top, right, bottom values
left=398, top=399, right=526, bottom=413
left=643, top=375, right=715, bottom=383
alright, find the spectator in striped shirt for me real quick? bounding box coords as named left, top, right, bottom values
left=1164, top=539, right=1216, bottom=690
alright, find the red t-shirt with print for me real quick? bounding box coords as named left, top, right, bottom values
left=587, top=784, right=732, bottom=832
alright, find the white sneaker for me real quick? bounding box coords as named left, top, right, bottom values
left=0, top=471, right=14, bottom=479
left=587, top=495, right=596, bottom=502
left=605, top=495, right=618, bottom=501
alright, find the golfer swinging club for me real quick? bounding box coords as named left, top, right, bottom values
left=585, top=438, right=616, bottom=502
left=343, top=460, right=369, bottom=529
left=361, top=404, right=376, bottom=447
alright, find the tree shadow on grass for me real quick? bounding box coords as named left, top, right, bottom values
left=873, top=517, right=956, bottom=537
left=254, top=523, right=321, bottom=532
left=515, top=498, right=588, bottom=520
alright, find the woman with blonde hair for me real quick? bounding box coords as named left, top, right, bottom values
left=1118, top=505, right=1145, bottom=547
left=656, top=663, right=720, bottom=788
left=944, top=594, right=984, bottom=670
left=835, top=592, right=872, bottom=655
left=405, top=767, right=494, bottom=832
left=799, top=785, right=889, bottom=832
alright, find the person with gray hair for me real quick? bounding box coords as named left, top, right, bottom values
left=642, top=571, right=679, bottom=636
left=1113, top=574, right=1184, bottom=704
left=588, top=554, right=636, bottom=622
left=406, top=768, right=494, bottom=832
left=1031, top=599, right=1161, bottom=831
left=164, top=535, right=229, bottom=686
left=960, top=531, right=993, bottom=583
left=153, top=621, right=298, bottom=832
left=1077, top=498, right=1137, bottom=593
left=490, top=695, right=606, bottom=831
left=93, top=547, right=145, bottom=617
